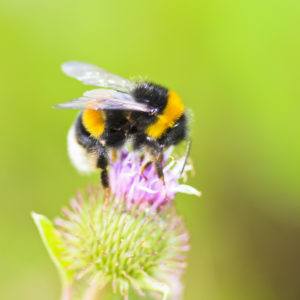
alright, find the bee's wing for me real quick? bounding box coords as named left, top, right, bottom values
left=62, top=61, right=135, bottom=92
left=56, top=89, right=152, bottom=112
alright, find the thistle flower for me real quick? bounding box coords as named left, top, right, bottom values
left=32, top=149, right=200, bottom=300
left=109, top=147, right=200, bottom=210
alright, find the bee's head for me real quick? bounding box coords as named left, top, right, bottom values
left=133, top=82, right=169, bottom=113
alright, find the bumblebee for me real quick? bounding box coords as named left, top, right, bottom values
left=57, top=62, right=187, bottom=192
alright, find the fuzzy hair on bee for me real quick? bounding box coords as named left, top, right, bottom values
left=57, top=61, right=188, bottom=194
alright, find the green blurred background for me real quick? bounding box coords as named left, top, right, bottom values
left=0, top=0, right=299, bottom=299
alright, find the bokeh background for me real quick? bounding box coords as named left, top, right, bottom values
left=0, top=0, right=299, bottom=299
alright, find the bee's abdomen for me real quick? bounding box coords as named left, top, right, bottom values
left=75, top=114, right=98, bottom=150
left=82, top=109, right=105, bottom=139
left=67, top=115, right=98, bottom=173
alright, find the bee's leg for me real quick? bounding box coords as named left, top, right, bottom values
left=111, top=149, right=118, bottom=162
left=148, top=143, right=165, bottom=184
left=154, top=151, right=165, bottom=184
left=97, top=144, right=110, bottom=203
left=140, top=161, right=153, bottom=179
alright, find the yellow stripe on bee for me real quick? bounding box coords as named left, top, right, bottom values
left=82, top=109, right=105, bottom=138
left=146, top=90, right=184, bottom=139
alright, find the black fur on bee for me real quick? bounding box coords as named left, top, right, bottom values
left=72, top=82, right=187, bottom=191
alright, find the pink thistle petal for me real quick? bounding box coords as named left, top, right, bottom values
left=109, top=149, right=200, bottom=210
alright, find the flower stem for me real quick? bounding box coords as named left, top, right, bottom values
left=83, top=283, right=102, bottom=300
left=61, top=284, right=72, bottom=300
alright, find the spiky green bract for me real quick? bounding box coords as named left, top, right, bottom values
left=31, top=212, right=74, bottom=284
left=55, top=190, right=189, bottom=299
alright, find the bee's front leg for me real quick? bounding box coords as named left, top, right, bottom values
left=140, top=160, right=152, bottom=179
left=154, top=151, right=165, bottom=184
left=148, top=143, right=165, bottom=184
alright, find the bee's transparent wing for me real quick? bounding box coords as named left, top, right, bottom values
left=56, top=89, right=152, bottom=112
left=62, top=61, right=135, bottom=92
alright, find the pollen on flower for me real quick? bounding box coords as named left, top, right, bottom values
left=55, top=189, right=189, bottom=299
left=109, top=147, right=200, bottom=210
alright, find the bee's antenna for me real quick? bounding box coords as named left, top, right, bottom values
left=180, top=139, right=192, bottom=176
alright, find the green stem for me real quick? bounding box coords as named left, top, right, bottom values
left=61, top=284, right=72, bottom=300
left=83, top=283, right=107, bottom=300
left=83, top=283, right=99, bottom=300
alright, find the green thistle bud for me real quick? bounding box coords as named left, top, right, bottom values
left=33, top=189, right=189, bottom=300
